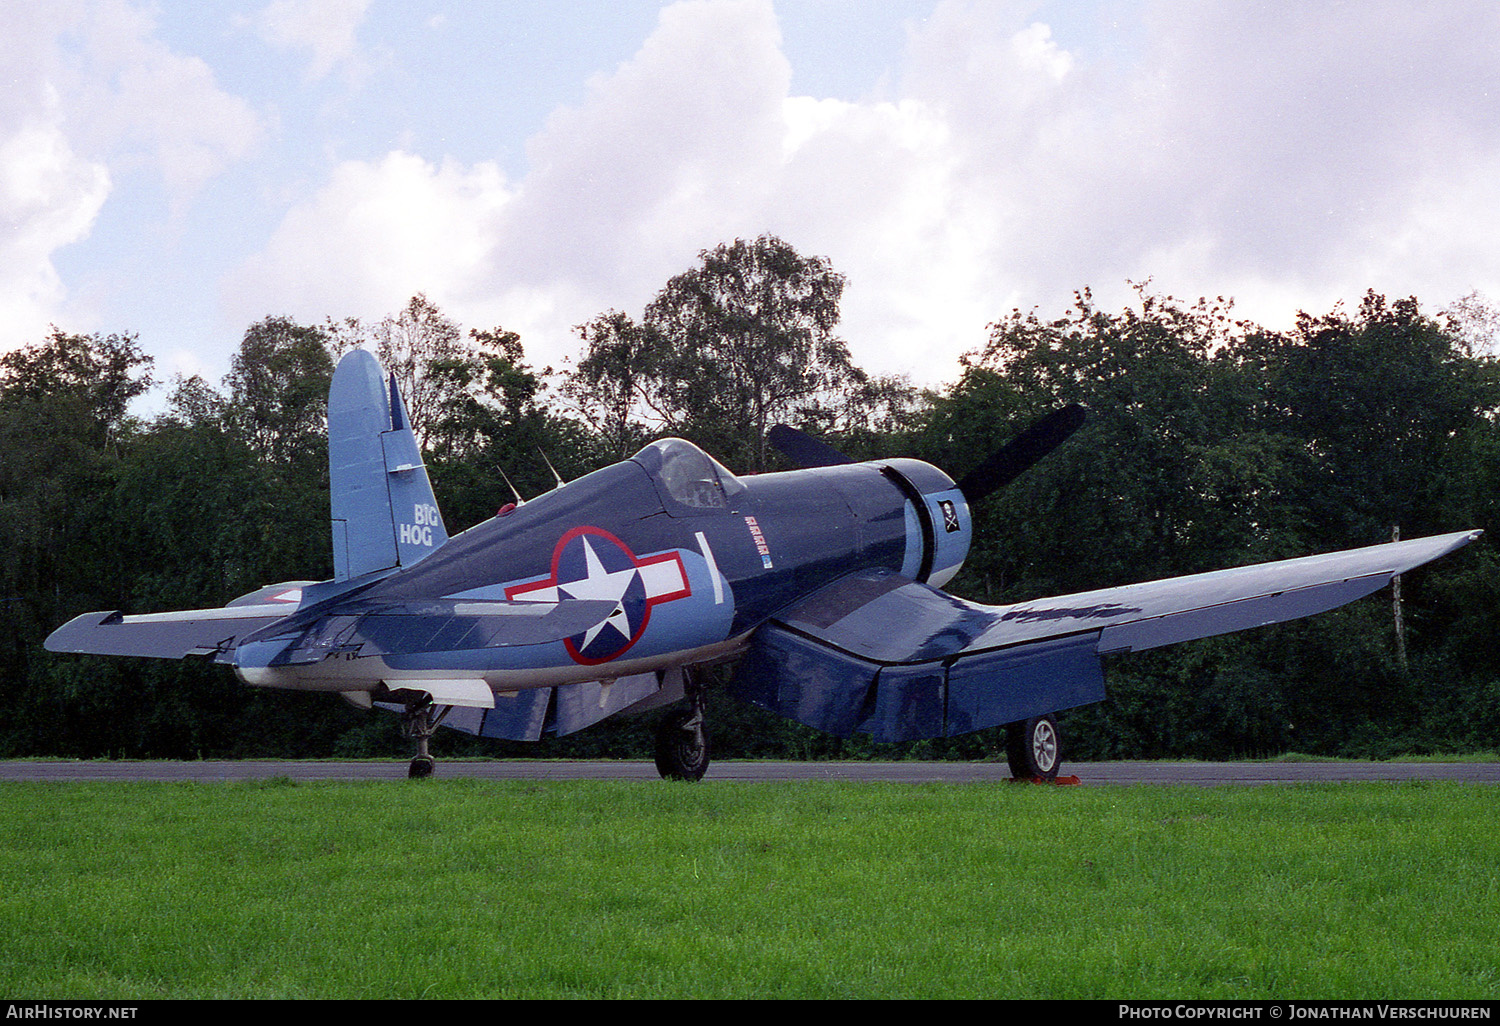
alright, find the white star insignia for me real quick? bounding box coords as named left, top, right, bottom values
left=555, top=536, right=640, bottom=649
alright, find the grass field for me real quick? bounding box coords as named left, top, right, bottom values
left=1, top=778, right=1496, bottom=999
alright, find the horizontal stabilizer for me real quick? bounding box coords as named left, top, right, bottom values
left=44, top=605, right=293, bottom=660
left=730, top=530, right=1481, bottom=741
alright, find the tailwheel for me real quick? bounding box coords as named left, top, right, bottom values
left=654, top=675, right=709, bottom=781
left=408, top=755, right=435, bottom=779
left=1006, top=713, right=1061, bottom=781
left=400, top=698, right=451, bottom=779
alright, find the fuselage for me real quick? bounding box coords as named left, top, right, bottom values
left=233, top=439, right=970, bottom=695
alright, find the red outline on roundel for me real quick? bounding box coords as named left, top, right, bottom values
left=503, top=525, right=690, bottom=665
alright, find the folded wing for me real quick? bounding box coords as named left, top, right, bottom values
left=238, top=597, right=621, bottom=664
left=44, top=604, right=296, bottom=660
left=44, top=596, right=621, bottom=664
left=728, top=530, right=1481, bottom=742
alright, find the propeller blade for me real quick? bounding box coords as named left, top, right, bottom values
left=767, top=424, right=855, bottom=468
left=955, top=404, right=1087, bottom=502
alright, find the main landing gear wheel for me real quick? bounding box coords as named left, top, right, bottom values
left=1006, top=714, right=1061, bottom=781
left=654, top=676, right=709, bottom=781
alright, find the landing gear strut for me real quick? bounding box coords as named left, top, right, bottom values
left=400, top=698, right=452, bottom=778
left=654, top=673, right=709, bottom=781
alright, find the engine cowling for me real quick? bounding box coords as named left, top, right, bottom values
left=880, top=459, right=971, bottom=588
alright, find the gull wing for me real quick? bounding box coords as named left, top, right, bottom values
left=729, top=530, right=1481, bottom=742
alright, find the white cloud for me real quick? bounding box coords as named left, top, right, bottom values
left=0, top=0, right=273, bottom=355
left=226, top=0, right=800, bottom=365
left=227, top=0, right=993, bottom=381
left=224, top=0, right=1500, bottom=387
left=67, top=0, right=264, bottom=202
left=876, top=0, right=1500, bottom=336
left=225, top=151, right=514, bottom=329
left=0, top=119, right=111, bottom=348
left=503, top=0, right=792, bottom=292
left=248, top=0, right=372, bottom=82
left=0, top=3, right=104, bottom=349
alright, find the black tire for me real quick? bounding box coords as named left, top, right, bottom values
left=654, top=708, right=709, bottom=781
left=1006, top=715, right=1060, bottom=781
left=408, top=755, right=436, bottom=779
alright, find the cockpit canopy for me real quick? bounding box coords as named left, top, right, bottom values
left=631, top=438, right=745, bottom=514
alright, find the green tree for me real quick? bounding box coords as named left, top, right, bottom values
left=918, top=286, right=1500, bottom=760
left=1241, top=291, right=1495, bottom=548
left=222, top=316, right=335, bottom=467
left=0, top=329, right=155, bottom=621
left=424, top=326, right=592, bottom=530
left=931, top=286, right=1263, bottom=602
left=327, top=295, right=473, bottom=450
left=0, top=328, right=154, bottom=446
left=0, top=331, right=155, bottom=755
left=565, top=235, right=881, bottom=471
left=562, top=311, right=673, bottom=460
left=645, top=234, right=861, bottom=469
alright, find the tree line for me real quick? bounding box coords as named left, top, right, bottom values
left=3, top=234, right=1498, bottom=762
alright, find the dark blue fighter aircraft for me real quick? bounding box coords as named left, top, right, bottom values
left=47, top=349, right=1481, bottom=778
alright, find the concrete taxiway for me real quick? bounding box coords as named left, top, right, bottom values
left=1, top=759, right=1497, bottom=784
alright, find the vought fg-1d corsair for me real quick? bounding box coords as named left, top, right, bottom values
left=46, top=349, right=1482, bottom=778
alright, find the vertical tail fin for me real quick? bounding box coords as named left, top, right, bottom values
left=328, top=349, right=450, bottom=581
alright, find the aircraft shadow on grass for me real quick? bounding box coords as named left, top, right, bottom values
left=46, top=349, right=1482, bottom=779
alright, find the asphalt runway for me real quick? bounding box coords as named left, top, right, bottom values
left=2, top=759, right=1498, bottom=784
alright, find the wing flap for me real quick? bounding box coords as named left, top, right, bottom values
left=729, top=620, right=1105, bottom=741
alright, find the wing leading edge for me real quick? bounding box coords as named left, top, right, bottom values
left=728, top=530, right=1481, bottom=742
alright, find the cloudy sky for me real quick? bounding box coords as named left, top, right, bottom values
left=6, top=0, right=1500, bottom=405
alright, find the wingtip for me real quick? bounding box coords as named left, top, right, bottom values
left=43, top=610, right=122, bottom=653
